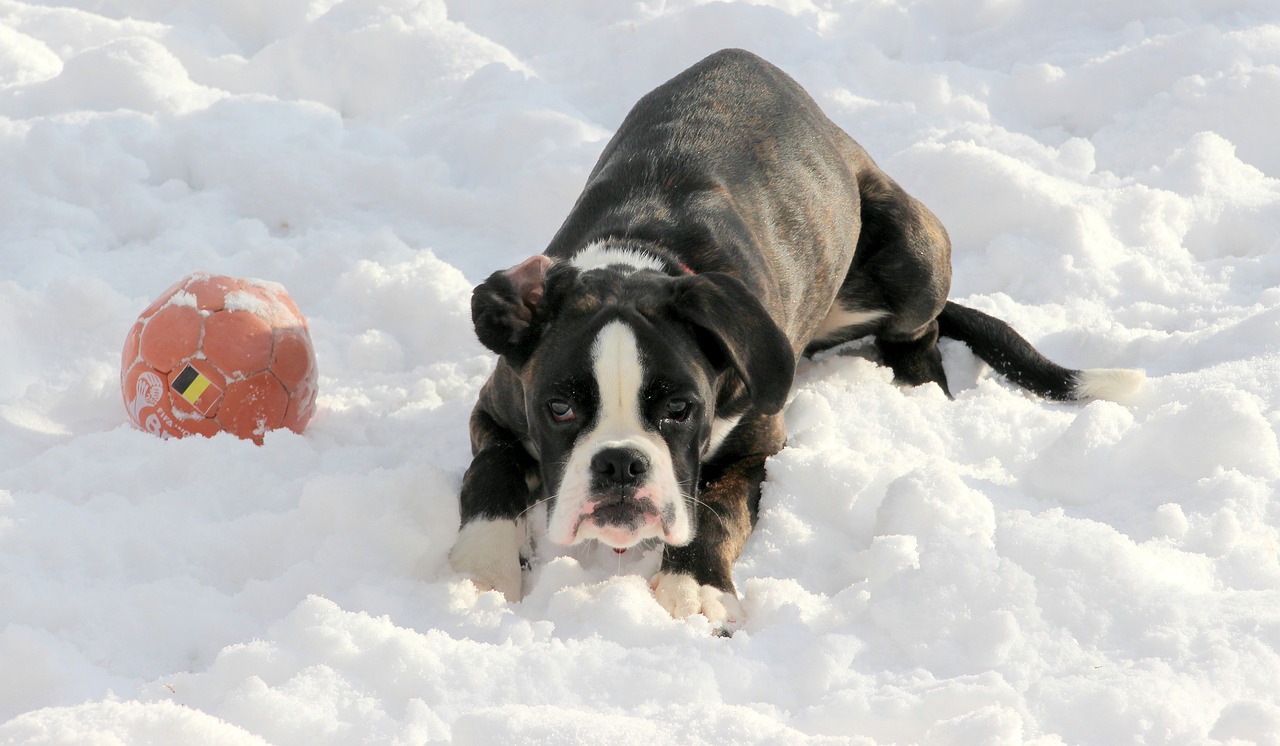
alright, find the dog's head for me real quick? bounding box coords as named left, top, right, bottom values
left=472, top=248, right=794, bottom=549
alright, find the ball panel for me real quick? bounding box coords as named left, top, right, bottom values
left=122, top=362, right=184, bottom=438
left=230, top=281, right=303, bottom=328
left=204, top=310, right=274, bottom=376
left=233, top=282, right=274, bottom=310
left=277, top=292, right=305, bottom=325
left=218, top=372, right=289, bottom=443
left=168, top=405, right=223, bottom=438
left=122, top=321, right=143, bottom=375
left=167, top=359, right=226, bottom=418
left=270, top=329, right=315, bottom=394
left=187, top=274, right=237, bottom=312
left=139, top=303, right=202, bottom=374
left=283, top=381, right=318, bottom=433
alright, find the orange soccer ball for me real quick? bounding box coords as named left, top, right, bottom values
left=121, top=272, right=319, bottom=443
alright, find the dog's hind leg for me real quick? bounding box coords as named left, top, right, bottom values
left=875, top=319, right=952, bottom=397
left=819, top=167, right=955, bottom=395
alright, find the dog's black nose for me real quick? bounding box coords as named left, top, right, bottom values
left=590, top=447, right=649, bottom=485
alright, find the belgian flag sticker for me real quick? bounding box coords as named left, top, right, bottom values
left=171, top=364, right=223, bottom=416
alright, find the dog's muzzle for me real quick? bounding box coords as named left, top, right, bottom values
left=551, top=445, right=669, bottom=547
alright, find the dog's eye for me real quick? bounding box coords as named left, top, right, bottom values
left=548, top=400, right=575, bottom=423
left=663, top=398, right=691, bottom=422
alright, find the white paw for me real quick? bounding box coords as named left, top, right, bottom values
left=650, top=571, right=744, bottom=629
left=449, top=519, right=523, bottom=601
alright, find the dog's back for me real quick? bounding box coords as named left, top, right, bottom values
left=545, top=49, right=868, bottom=345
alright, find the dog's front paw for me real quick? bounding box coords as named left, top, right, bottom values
left=449, top=519, right=523, bottom=601
left=650, top=571, right=744, bottom=631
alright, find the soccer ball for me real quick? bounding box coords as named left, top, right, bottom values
left=121, top=272, right=318, bottom=443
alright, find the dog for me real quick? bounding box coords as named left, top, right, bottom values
left=449, top=48, right=1142, bottom=628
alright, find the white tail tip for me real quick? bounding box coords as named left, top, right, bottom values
left=1073, top=368, right=1146, bottom=404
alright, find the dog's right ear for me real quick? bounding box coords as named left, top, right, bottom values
left=472, top=255, right=555, bottom=366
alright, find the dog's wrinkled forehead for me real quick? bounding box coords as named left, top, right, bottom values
left=471, top=251, right=796, bottom=418
left=533, top=266, right=718, bottom=382
left=543, top=262, right=674, bottom=320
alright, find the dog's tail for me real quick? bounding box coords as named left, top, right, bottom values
left=937, top=301, right=1144, bottom=403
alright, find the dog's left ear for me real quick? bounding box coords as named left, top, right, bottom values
left=672, top=272, right=795, bottom=414
left=472, top=255, right=555, bottom=366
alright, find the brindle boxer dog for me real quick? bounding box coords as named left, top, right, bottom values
left=449, top=48, right=1142, bottom=630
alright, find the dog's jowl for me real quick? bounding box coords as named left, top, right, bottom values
left=449, top=49, right=1143, bottom=628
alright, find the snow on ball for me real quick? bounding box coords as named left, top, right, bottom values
left=121, top=272, right=319, bottom=443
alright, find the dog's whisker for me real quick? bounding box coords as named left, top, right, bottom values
left=688, top=494, right=731, bottom=533
left=518, top=494, right=554, bottom=520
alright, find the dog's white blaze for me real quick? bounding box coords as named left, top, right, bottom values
left=546, top=320, right=692, bottom=547
left=571, top=242, right=666, bottom=274
left=813, top=305, right=889, bottom=341
left=595, top=319, right=646, bottom=424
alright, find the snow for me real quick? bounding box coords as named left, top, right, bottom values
left=2, top=0, right=1279, bottom=743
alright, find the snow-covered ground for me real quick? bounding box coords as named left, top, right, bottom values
left=3, top=1, right=1279, bottom=743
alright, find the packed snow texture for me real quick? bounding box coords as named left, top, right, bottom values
left=2, top=1, right=1279, bottom=744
